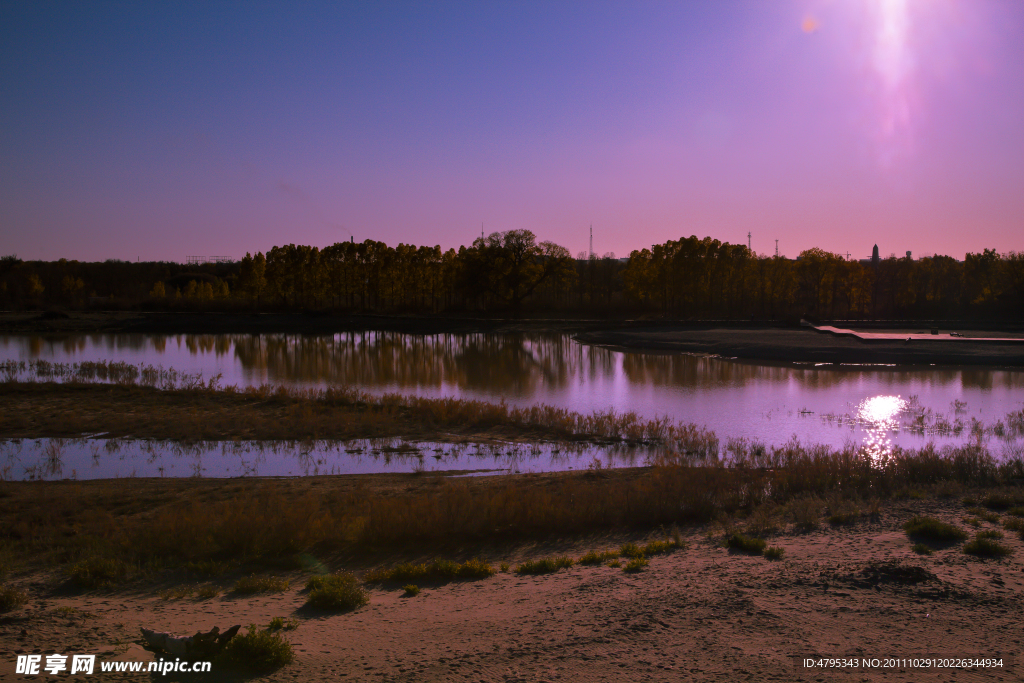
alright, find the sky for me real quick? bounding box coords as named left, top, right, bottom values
left=2, top=0, right=1023, bottom=263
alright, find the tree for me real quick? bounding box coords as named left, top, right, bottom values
left=463, top=230, right=575, bottom=311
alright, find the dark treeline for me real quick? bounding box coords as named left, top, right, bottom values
left=2, top=231, right=1022, bottom=321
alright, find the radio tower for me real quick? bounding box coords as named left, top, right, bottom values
left=589, top=225, right=593, bottom=258
left=775, top=240, right=779, bottom=258
left=748, top=231, right=751, bottom=251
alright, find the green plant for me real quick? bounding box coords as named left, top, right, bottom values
left=499, top=562, right=510, bottom=573
left=606, top=559, right=621, bottom=568
left=963, top=535, right=1012, bottom=558
left=903, top=516, right=968, bottom=542
left=217, top=624, right=294, bottom=672
left=789, top=496, right=821, bottom=530
left=0, top=584, right=28, bottom=612
left=619, top=543, right=644, bottom=558
left=642, top=540, right=679, bottom=555
left=826, top=496, right=861, bottom=525
left=196, top=584, right=219, bottom=600
left=763, top=546, right=784, bottom=560
left=362, top=558, right=495, bottom=583
left=403, top=584, right=420, bottom=597
left=233, top=575, right=289, bottom=595
left=726, top=533, right=766, bottom=554
left=911, top=543, right=934, bottom=555
left=623, top=557, right=649, bottom=573
left=963, top=517, right=982, bottom=528
left=976, top=529, right=1004, bottom=540
left=966, top=507, right=1001, bottom=523
left=1003, top=517, right=1024, bottom=532
left=514, top=557, right=574, bottom=575
left=305, top=572, right=368, bottom=611
left=981, top=493, right=1014, bottom=511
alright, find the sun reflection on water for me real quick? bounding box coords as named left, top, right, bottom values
left=858, top=394, right=907, bottom=463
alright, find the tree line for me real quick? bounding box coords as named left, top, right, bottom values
left=2, top=232, right=1022, bottom=320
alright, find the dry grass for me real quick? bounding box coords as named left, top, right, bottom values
left=362, top=558, right=494, bottom=584
left=305, top=572, right=368, bottom=611
left=0, top=584, right=27, bottom=611
left=233, top=575, right=289, bottom=594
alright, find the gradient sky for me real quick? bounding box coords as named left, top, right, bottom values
left=2, top=0, right=1023, bottom=262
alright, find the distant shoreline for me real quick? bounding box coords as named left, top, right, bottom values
left=1, top=311, right=1023, bottom=366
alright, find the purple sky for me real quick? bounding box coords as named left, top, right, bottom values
left=2, top=1, right=1023, bottom=262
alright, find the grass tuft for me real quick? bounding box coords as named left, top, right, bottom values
left=622, top=557, right=649, bottom=573
left=363, top=558, right=494, bottom=583
left=903, top=516, right=968, bottom=542
left=514, top=556, right=574, bottom=575
left=67, top=557, right=130, bottom=589
left=0, top=584, right=28, bottom=612
left=763, top=546, right=785, bottom=560
left=305, top=572, right=368, bottom=611
left=233, top=575, right=289, bottom=595
left=726, top=532, right=767, bottom=554
left=402, top=584, right=420, bottom=597
left=217, top=624, right=294, bottom=672
left=911, top=543, right=934, bottom=555
left=962, top=534, right=1012, bottom=558
left=578, top=550, right=619, bottom=566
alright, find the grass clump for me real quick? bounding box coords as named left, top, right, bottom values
left=217, top=624, right=294, bottom=672
left=499, top=562, right=510, bottom=573
left=976, top=529, right=1004, bottom=540
left=642, top=540, right=680, bottom=555
left=1003, top=517, right=1024, bottom=532
left=789, top=496, right=821, bottom=530
left=402, top=584, right=420, bottom=597
left=911, top=543, right=934, bottom=555
left=514, top=556, right=574, bottom=575
left=67, top=556, right=130, bottom=589
left=619, top=543, right=644, bottom=558
left=623, top=557, right=649, bottom=573
left=963, top=517, right=982, bottom=528
left=763, top=546, right=785, bottom=560
left=363, top=558, right=494, bottom=583
left=0, top=584, right=28, bottom=612
left=233, top=575, right=289, bottom=595
left=903, top=516, right=968, bottom=542
left=826, top=496, right=861, bottom=525
left=1006, top=506, right=1024, bottom=518
left=578, top=550, right=619, bottom=566
left=606, top=559, right=621, bottom=568
left=305, top=572, right=368, bottom=611
left=981, top=493, right=1015, bottom=511
left=963, top=534, right=1012, bottom=558
left=726, top=532, right=766, bottom=554
left=196, top=584, right=219, bottom=600
left=268, top=617, right=298, bottom=631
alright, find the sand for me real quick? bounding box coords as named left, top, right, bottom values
left=2, top=494, right=1021, bottom=682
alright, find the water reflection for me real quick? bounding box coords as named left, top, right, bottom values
left=856, top=395, right=906, bottom=462
left=2, top=331, right=1023, bottom=464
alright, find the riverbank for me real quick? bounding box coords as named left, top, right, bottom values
left=3, top=311, right=1023, bottom=366
left=1, top=476, right=1022, bottom=681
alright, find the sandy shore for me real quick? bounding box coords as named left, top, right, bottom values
left=576, top=326, right=1024, bottom=366
left=1, top=491, right=1021, bottom=682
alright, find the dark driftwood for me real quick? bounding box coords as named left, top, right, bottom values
left=140, top=624, right=241, bottom=658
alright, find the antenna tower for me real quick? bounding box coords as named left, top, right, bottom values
left=775, top=240, right=779, bottom=258
left=747, top=231, right=751, bottom=251
left=589, top=225, right=593, bottom=258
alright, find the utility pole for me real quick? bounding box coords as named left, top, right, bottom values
left=481, top=223, right=484, bottom=241
left=748, top=232, right=751, bottom=251
left=589, top=225, right=593, bottom=258
left=775, top=240, right=779, bottom=258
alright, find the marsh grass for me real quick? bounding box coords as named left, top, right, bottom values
left=0, top=584, right=27, bottom=611
left=903, top=516, right=968, bottom=542
left=305, top=572, right=367, bottom=611
left=217, top=624, right=294, bottom=672
left=233, top=575, right=289, bottom=595
left=362, top=558, right=494, bottom=584
left=726, top=533, right=766, bottom=554
left=963, top=534, right=1012, bottom=558
left=514, top=556, right=574, bottom=575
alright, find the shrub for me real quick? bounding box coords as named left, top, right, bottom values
left=976, top=529, right=1004, bottom=540
left=305, top=572, right=368, bottom=611
left=514, top=557, right=574, bottom=575
left=911, top=543, right=934, bottom=555
left=620, top=543, right=644, bottom=558
left=967, top=507, right=1001, bottom=523
left=981, top=493, right=1014, bottom=511
left=499, top=562, right=510, bottom=573
left=726, top=533, right=766, bottom=554
left=606, top=559, right=621, bottom=568
left=789, top=496, right=821, bottom=530
left=1006, top=507, right=1024, bottom=518
left=0, top=584, right=27, bottom=612
left=1003, top=518, right=1024, bottom=532
left=642, top=540, right=679, bottom=555
left=963, top=535, right=1012, bottom=558
left=217, top=624, right=294, bottom=672
left=67, top=557, right=130, bottom=589
left=763, top=546, right=784, bottom=560
left=623, top=557, right=649, bottom=573
left=268, top=617, right=298, bottom=631
left=233, top=575, right=289, bottom=595
left=827, top=497, right=861, bottom=525
left=903, top=516, right=968, bottom=542
left=403, top=584, right=420, bottom=597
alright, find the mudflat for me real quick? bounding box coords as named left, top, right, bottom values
left=576, top=326, right=1024, bottom=366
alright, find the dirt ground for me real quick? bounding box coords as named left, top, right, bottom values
left=1, top=492, right=1021, bottom=682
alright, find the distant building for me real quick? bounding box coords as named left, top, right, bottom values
left=872, top=244, right=879, bottom=265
